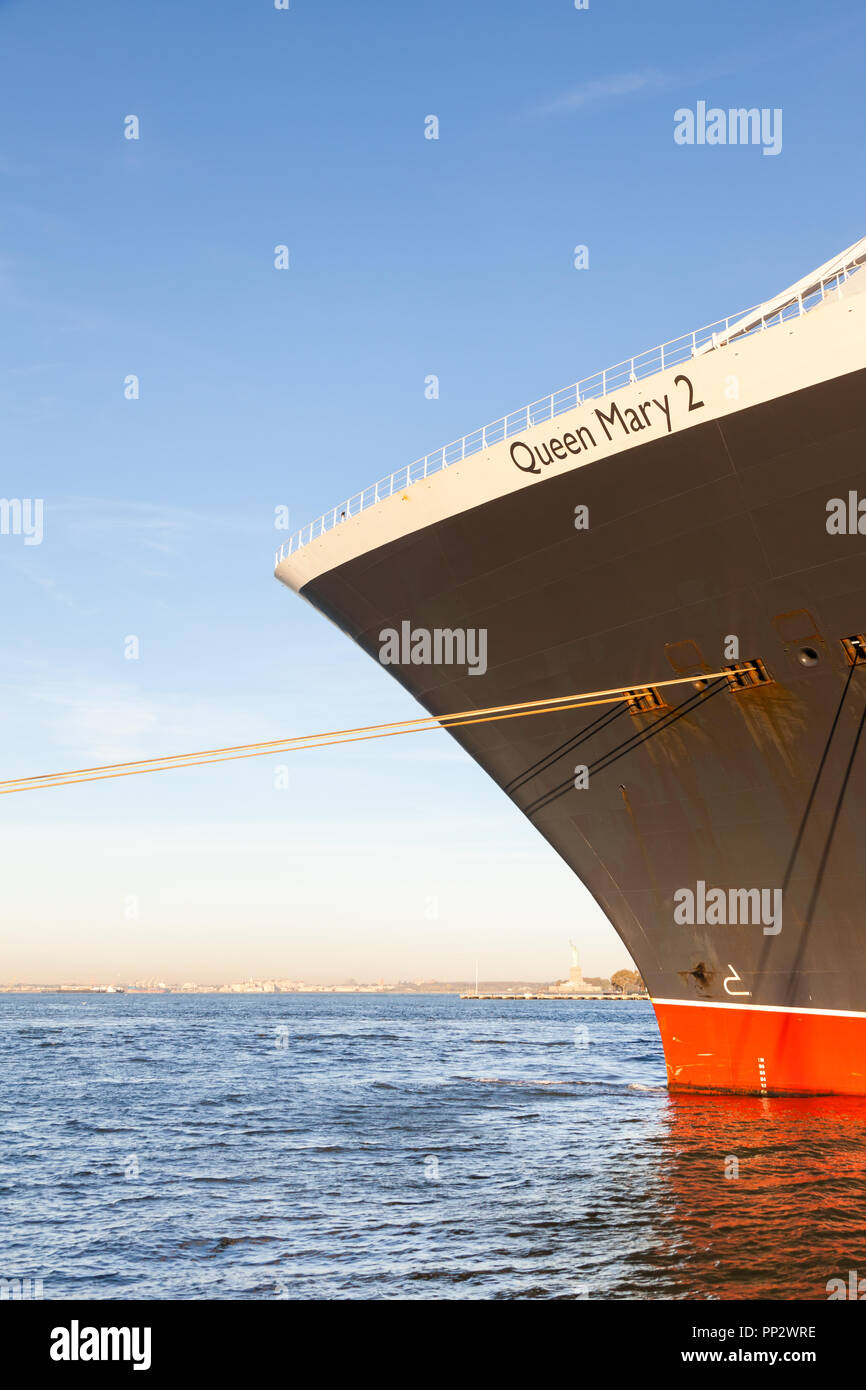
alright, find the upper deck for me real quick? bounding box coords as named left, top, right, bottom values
left=276, top=236, right=866, bottom=594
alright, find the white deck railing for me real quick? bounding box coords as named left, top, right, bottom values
left=275, top=260, right=861, bottom=566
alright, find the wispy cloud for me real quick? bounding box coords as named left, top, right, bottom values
left=528, top=27, right=826, bottom=122
left=0, top=553, right=81, bottom=611
left=530, top=69, right=666, bottom=119
left=55, top=497, right=257, bottom=540
left=3, top=677, right=275, bottom=765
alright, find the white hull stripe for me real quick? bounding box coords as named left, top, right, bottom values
left=651, top=997, right=866, bottom=1019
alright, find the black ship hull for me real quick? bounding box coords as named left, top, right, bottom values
left=297, top=365, right=866, bottom=1093
left=277, top=243, right=866, bottom=1093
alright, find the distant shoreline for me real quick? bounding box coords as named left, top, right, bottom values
left=0, top=982, right=648, bottom=998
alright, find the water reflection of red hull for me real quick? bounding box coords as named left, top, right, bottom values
left=656, top=1091, right=866, bottom=1299
left=655, top=1000, right=866, bottom=1095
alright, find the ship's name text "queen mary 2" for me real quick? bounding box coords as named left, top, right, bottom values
left=508, top=374, right=705, bottom=475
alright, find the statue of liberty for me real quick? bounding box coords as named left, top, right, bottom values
left=563, top=938, right=600, bottom=992
left=550, top=937, right=601, bottom=994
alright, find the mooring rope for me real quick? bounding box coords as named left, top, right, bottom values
left=0, top=670, right=735, bottom=796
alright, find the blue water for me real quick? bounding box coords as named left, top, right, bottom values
left=1, top=993, right=864, bottom=1300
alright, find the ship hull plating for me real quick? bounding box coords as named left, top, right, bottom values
left=654, top=1000, right=866, bottom=1095
left=294, top=363, right=866, bottom=1095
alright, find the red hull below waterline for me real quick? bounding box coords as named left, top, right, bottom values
left=654, top=1001, right=866, bottom=1096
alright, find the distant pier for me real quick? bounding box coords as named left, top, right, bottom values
left=459, top=991, right=648, bottom=1001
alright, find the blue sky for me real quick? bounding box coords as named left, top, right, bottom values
left=1, top=0, right=863, bottom=983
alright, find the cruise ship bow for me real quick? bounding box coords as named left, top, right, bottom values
left=276, top=237, right=866, bottom=1095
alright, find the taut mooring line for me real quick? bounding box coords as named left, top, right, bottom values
left=0, top=670, right=735, bottom=797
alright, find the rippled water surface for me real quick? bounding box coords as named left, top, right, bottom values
left=1, top=993, right=864, bottom=1300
